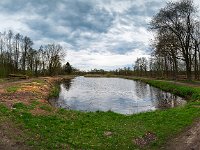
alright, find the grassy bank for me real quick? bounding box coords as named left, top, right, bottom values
left=48, top=75, right=76, bottom=99
left=121, top=76, right=200, bottom=101
left=48, top=82, right=61, bottom=98
left=0, top=101, right=200, bottom=149
left=0, top=77, right=200, bottom=149
left=144, top=80, right=200, bottom=100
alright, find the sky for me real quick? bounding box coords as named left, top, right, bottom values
left=0, top=0, right=199, bottom=71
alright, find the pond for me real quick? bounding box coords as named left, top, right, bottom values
left=49, top=77, right=186, bottom=114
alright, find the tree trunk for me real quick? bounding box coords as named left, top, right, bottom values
left=194, top=41, right=198, bottom=80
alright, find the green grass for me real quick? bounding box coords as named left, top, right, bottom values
left=0, top=78, right=5, bottom=83
left=0, top=101, right=200, bottom=149
left=1, top=78, right=200, bottom=149
left=120, top=76, right=200, bottom=101
left=39, top=105, right=52, bottom=111
left=32, top=79, right=45, bottom=84
left=48, top=83, right=60, bottom=98
left=143, top=80, right=200, bottom=100
left=6, top=86, right=20, bottom=93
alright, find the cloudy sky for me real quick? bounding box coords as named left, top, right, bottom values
left=0, top=0, right=199, bottom=70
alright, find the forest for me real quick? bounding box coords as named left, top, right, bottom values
left=134, top=0, right=200, bottom=80
left=0, top=30, right=73, bottom=77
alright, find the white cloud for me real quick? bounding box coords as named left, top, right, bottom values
left=65, top=49, right=149, bottom=71
left=0, top=0, right=198, bottom=70
left=96, top=0, right=133, bottom=14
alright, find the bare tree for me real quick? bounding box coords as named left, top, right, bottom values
left=0, top=30, right=68, bottom=77
left=21, top=36, right=33, bottom=73
left=134, top=57, right=148, bottom=76
left=150, top=0, right=197, bottom=80
left=44, top=44, right=64, bottom=76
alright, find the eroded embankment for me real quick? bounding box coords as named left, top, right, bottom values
left=0, top=76, right=74, bottom=114
left=0, top=76, right=74, bottom=149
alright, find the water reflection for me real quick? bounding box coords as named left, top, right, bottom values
left=135, top=81, right=148, bottom=99
left=49, top=77, right=186, bottom=114
left=153, top=91, right=184, bottom=109
left=62, top=79, right=72, bottom=91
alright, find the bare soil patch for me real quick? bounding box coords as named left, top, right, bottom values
left=0, top=76, right=67, bottom=149
left=164, top=120, right=200, bottom=150
left=0, top=77, right=61, bottom=108
left=133, top=131, right=157, bottom=148
left=0, top=120, right=31, bottom=150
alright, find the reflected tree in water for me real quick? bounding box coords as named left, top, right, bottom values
left=135, top=81, right=148, bottom=99
left=154, top=91, right=180, bottom=109
left=63, top=79, right=72, bottom=91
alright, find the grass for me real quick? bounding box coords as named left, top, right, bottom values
left=32, top=79, right=45, bottom=84
left=48, top=83, right=60, bottom=98
left=0, top=77, right=200, bottom=149
left=141, top=79, right=200, bottom=100
left=39, top=105, right=52, bottom=111
left=0, top=101, right=200, bottom=149
left=119, top=76, right=200, bottom=101
left=6, top=86, right=20, bottom=93
left=0, top=78, right=5, bottom=83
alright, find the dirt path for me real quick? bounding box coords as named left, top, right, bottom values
left=0, top=77, right=52, bottom=149
left=156, top=80, right=200, bottom=150
left=159, top=80, right=200, bottom=150
left=0, top=78, right=34, bottom=88
left=164, top=120, right=200, bottom=150
left=0, top=121, right=31, bottom=150
left=168, top=80, right=200, bottom=88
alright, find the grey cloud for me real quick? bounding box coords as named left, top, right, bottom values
left=111, top=42, right=147, bottom=54
left=0, top=0, right=169, bottom=69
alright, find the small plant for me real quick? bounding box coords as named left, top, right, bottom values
left=13, top=102, right=27, bottom=109
left=40, top=105, right=52, bottom=111
left=32, top=79, right=45, bottom=84
left=0, top=79, right=5, bottom=83
left=31, top=100, right=40, bottom=106
left=48, top=83, right=60, bottom=98
left=12, top=102, right=37, bottom=111
left=6, top=86, right=20, bottom=93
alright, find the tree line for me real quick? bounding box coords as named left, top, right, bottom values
left=148, top=0, right=200, bottom=80
left=85, top=0, right=200, bottom=81
left=0, top=30, right=72, bottom=77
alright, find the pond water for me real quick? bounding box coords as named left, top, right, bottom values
left=49, top=77, right=186, bottom=114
